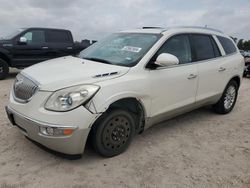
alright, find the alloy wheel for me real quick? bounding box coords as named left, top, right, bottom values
left=224, top=85, right=236, bottom=110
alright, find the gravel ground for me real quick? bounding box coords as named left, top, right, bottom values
left=0, top=70, right=250, bottom=188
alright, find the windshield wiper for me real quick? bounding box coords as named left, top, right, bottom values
left=83, top=57, right=112, bottom=65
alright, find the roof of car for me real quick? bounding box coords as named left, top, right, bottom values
left=21, top=27, right=70, bottom=32
left=120, top=26, right=224, bottom=36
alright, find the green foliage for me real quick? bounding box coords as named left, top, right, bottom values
left=230, top=36, right=238, bottom=43
left=237, top=39, right=250, bottom=51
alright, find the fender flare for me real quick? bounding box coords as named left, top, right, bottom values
left=92, top=92, right=150, bottom=118
left=0, top=48, right=11, bottom=65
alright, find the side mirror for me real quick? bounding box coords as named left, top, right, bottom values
left=19, top=37, right=27, bottom=44
left=155, top=53, right=179, bottom=67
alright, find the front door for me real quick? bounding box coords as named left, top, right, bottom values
left=12, top=29, right=49, bottom=67
left=147, top=34, right=198, bottom=124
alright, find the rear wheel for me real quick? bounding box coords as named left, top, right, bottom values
left=0, top=59, right=9, bottom=80
left=92, top=109, right=135, bottom=157
left=213, top=80, right=238, bottom=114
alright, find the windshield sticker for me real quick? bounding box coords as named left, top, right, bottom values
left=121, top=46, right=142, bottom=53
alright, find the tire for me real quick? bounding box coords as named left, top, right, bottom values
left=213, top=80, right=238, bottom=114
left=91, top=109, right=135, bottom=157
left=0, top=59, right=9, bottom=80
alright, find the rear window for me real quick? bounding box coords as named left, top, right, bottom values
left=191, top=34, right=217, bottom=61
left=46, top=30, right=72, bottom=43
left=217, top=36, right=237, bottom=55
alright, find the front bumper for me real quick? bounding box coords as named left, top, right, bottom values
left=5, top=105, right=97, bottom=155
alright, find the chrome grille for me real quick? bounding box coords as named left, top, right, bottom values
left=13, top=74, right=38, bottom=103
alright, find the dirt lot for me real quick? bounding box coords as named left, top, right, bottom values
left=0, top=70, right=250, bottom=188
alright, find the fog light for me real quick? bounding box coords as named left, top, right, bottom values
left=39, top=126, right=76, bottom=137
left=46, top=127, right=54, bottom=136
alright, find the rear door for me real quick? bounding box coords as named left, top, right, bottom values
left=45, top=30, right=74, bottom=59
left=215, top=36, right=240, bottom=88
left=12, top=29, right=49, bottom=67
left=190, top=34, right=225, bottom=103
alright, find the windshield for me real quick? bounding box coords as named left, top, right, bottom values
left=1, top=28, right=25, bottom=40
left=79, top=33, right=161, bottom=67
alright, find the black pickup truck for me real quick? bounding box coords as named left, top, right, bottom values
left=0, top=28, right=88, bottom=79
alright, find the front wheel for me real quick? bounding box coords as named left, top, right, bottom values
left=213, top=80, right=238, bottom=114
left=0, top=59, right=9, bottom=80
left=91, top=109, right=135, bottom=157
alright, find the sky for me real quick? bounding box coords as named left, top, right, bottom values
left=0, top=0, right=249, bottom=41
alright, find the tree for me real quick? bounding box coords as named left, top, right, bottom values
left=230, top=36, right=238, bottom=43
left=237, top=39, right=250, bottom=51
left=237, top=39, right=244, bottom=50
left=245, top=41, right=250, bottom=51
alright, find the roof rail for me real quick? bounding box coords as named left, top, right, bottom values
left=174, top=26, right=223, bottom=33
left=142, top=27, right=164, bottom=29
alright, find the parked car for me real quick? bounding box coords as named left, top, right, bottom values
left=0, top=28, right=88, bottom=79
left=243, top=57, right=250, bottom=77
left=240, top=50, right=245, bottom=56
left=6, top=27, right=244, bottom=157
left=245, top=51, right=250, bottom=57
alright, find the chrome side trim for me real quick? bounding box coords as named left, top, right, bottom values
left=143, top=32, right=239, bottom=70
left=92, top=71, right=120, bottom=78
left=151, top=52, right=239, bottom=71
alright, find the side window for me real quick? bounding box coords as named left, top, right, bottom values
left=156, top=35, right=192, bottom=64
left=211, top=37, right=221, bottom=57
left=46, top=30, right=72, bottom=43
left=217, top=36, right=237, bottom=55
left=22, top=30, right=45, bottom=44
left=191, top=34, right=216, bottom=61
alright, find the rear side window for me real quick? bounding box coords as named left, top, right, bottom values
left=191, top=34, right=216, bottom=61
left=211, top=37, right=221, bottom=57
left=217, top=36, right=237, bottom=55
left=46, top=30, right=72, bottom=43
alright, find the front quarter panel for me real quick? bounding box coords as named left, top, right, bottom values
left=91, top=69, right=151, bottom=117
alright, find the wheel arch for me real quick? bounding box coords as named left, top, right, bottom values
left=108, top=97, right=146, bottom=133
left=86, top=97, right=147, bottom=151
left=229, top=75, right=241, bottom=89
left=0, top=51, right=11, bottom=66
left=92, top=96, right=148, bottom=134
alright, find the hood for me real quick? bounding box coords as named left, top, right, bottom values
left=0, top=39, right=10, bottom=43
left=21, top=56, right=130, bottom=91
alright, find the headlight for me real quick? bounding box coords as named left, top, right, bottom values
left=45, top=84, right=100, bottom=112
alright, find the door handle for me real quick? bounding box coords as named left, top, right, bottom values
left=67, top=47, right=73, bottom=50
left=42, top=46, right=49, bottom=49
left=218, top=67, right=226, bottom=72
left=187, top=74, right=197, bottom=80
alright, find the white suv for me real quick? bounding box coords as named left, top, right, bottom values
left=6, top=27, right=244, bottom=157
